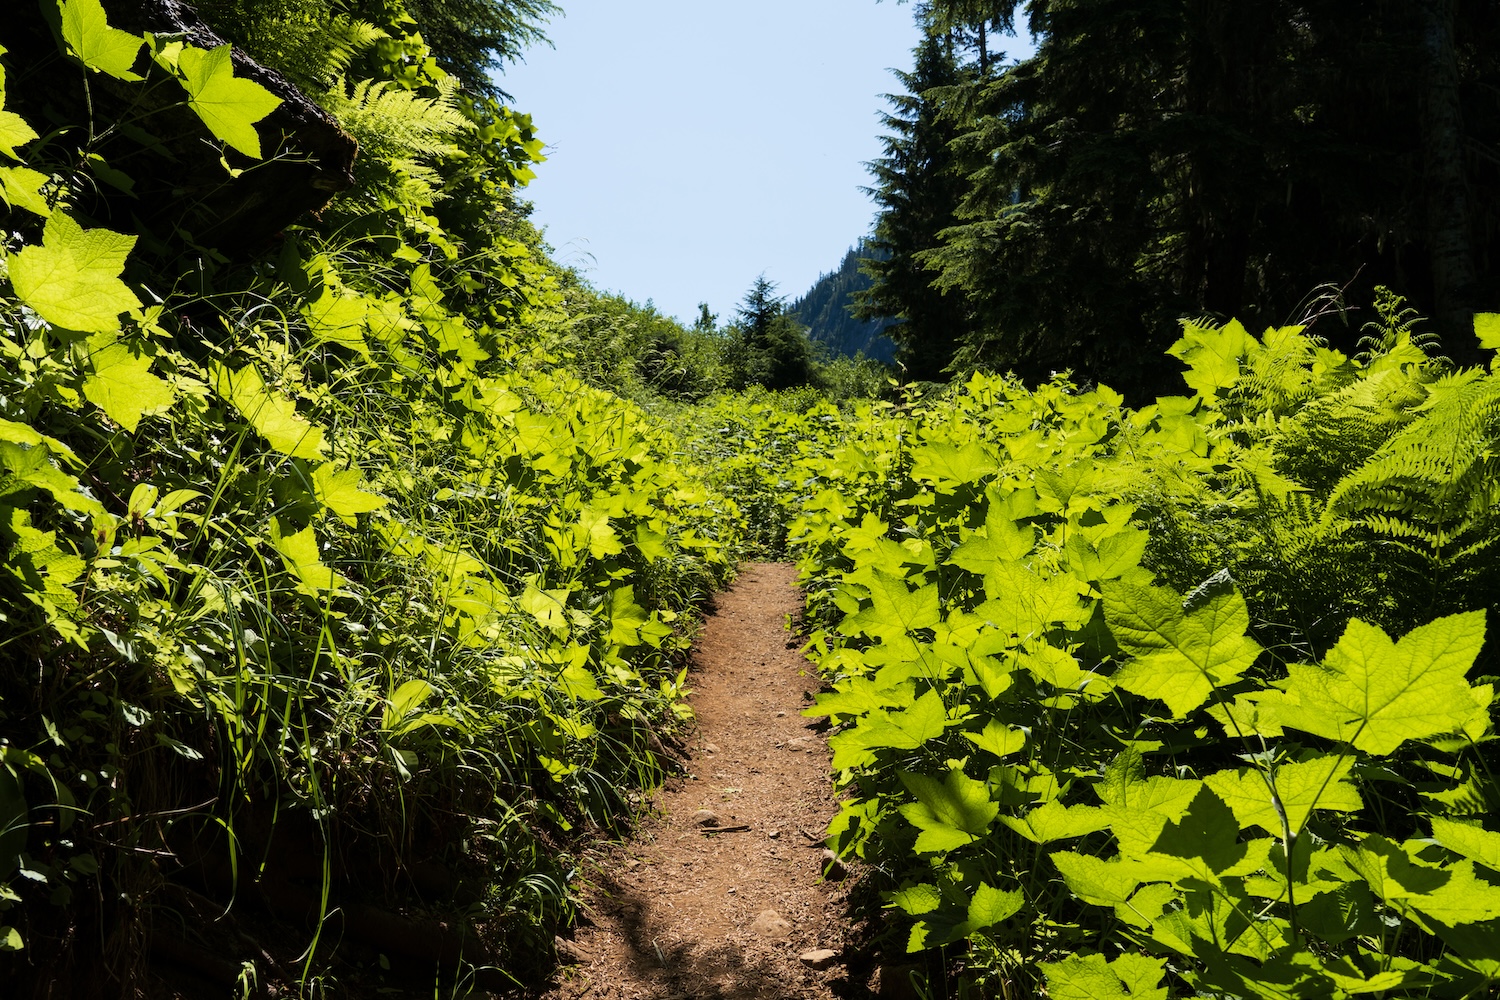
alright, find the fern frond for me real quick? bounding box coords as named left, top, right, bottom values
left=1323, top=367, right=1500, bottom=562
left=322, top=76, right=469, bottom=214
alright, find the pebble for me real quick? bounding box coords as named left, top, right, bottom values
left=799, top=948, right=839, bottom=969
left=767, top=829, right=780, bottom=839
left=692, top=809, right=720, bottom=827
left=750, top=909, right=792, bottom=939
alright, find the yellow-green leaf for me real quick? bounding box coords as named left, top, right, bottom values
left=81, top=334, right=174, bottom=432
left=8, top=213, right=140, bottom=331
left=211, top=362, right=325, bottom=459
left=0, top=110, right=37, bottom=160
left=0, top=165, right=51, bottom=217
left=268, top=517, right=346, bottom=596
left=177, top=45, right=281, bottom=158
left=1203, top=756, right=1364, bottom=838
left=1476, top=313, right=1500, bottom=351
left=310, top=462, right=385, bottom=521
left=59, top=0, right=144, bottom=80
left=1272, top=613, right=1484, bottom=755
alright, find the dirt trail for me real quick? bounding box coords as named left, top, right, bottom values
left=540, top=562, right=864, bottom=1000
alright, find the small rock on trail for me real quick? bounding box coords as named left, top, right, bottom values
left=535, top=563, right=857, bottom=1000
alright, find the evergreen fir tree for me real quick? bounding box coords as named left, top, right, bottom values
left=855, top=31, right=976, bottom=381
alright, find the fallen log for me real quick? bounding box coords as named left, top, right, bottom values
left=0, top=0, right=357, bottom=253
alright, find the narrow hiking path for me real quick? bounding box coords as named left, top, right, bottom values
left=539, top=562, right=869, bottom=1000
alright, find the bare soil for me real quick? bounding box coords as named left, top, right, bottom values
left=538, top=562, right=872, bottom=1000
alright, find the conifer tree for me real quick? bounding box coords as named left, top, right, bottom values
left=726, top=276, right=819, bottom=390
left=855, top=32, right=975, bottom=381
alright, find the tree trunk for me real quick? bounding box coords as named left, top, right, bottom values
left=1417, top=0, right=1480, bottom=360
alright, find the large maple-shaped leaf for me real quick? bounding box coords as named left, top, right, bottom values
left=911, top=441, right=995, bottom=493
left=1105, top=580, right=1262, bottom=716
left=310, top=463, right=386, bottom=522
left=1431, top=818, right=1500, bottom=872
left=177, top=45, right=281, bottom=158
left=904, top=881, right=1023, bottom=952
left=1043, top=953, right=1168, bottom=1000
left=269, top=517, right=347, bottom=597
left=8, top=213, right=140, bottom=332
left=973, top=560, right=1090, bottom=639
left=898, top=764, right=998, bottom=853
left=1271, top=613, right=1484, bottom=755
left=1407, top=860, right=1500, bottom=926
left=834, top=688, right=950, bottom=763
left=1204, top=756, right=1363, bottom=837
left=1166, top=319, right=1255, bottom=398
left=60, top=0, right=144, bottom=80
left=950, top=487, right=1036, bottom=574
left=1001, top=799, right=1110, bottom=843
left=840, top=568, right=940, bottom=641
left=81, top=333, right=174, bottom=431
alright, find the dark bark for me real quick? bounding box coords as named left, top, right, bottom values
left=1417, top=0, right=1481, bottom=360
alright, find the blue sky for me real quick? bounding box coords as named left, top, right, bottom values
left=497, top=1, right=942, bottom=326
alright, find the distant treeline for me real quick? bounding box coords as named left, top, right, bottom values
left=858, top=0, right=1500, bottom=397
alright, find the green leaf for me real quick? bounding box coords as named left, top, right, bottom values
left=59, top=0, right=144, bottom=80
left=1106, top=580, right=1262, bottom=716
left=911, top=442, right=994, bottom=492
left=1148, top=785, right=1249, bottom=878
left=1051, top=853, right=1143, bottom=906
left=1000, top=800, right=1110, bottom=843
left=1431, top=818, right=1500, bottom=872
left=310, top=462, right=385, bottom=521
left=1204, top=756, right=1364, bottom=838
left=8, top=213, right=141, bottom=332
left=849, top=688, right=950, bottom=752
left=176, top=45, right=281, bottom=157
left=0, top=166, right=52, bottom=217
left=897, top=880, right=1022, bottom=952
left=211, top=362, right=325, bottom=459
left=950, top=488, right=1035, bottom=574
left=519, top=582, right=571, bottom=632
left=302, top=290, right=371, bottom=355
left=1095, top=749, right=1203, bottom=855
left=1408, top=860, right=1500, bottom=926
left=973, top=560, right=1090, bottom=639
left=607, top=584, right=649, bottom=646
left=268, top=517, right=347, bottom=596
left=898, top=764, right=997, bottom=853
left=841, top=569, right=940, bottom=640
left=578, top=503, right=624, bottom=559
left=962, top=718, right=1026, bottom=760
left=0, top=419, right=79, bottom=466
left=0, top=926, right=21, bottom=951
left=81, top=333, right=174, bottom=432
left=382, top=679, right=433, bottom=730
left=1166, top=319, right=1254, bottom=398
left=1271, top=613, right=1485, bottom=755
left=804, top=676, right=914, bottom=720
left=1341, top=835, right=1447, bottom=901
left=965, top=881, right=1023, bottom=930
left=1476, top=313, right=1500, bottom=351
left=889, top=882, right=941, bottom=917
left=0, top=110, right=38, bottom=160
left=1043, top=953, right=1168, bottom=1000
